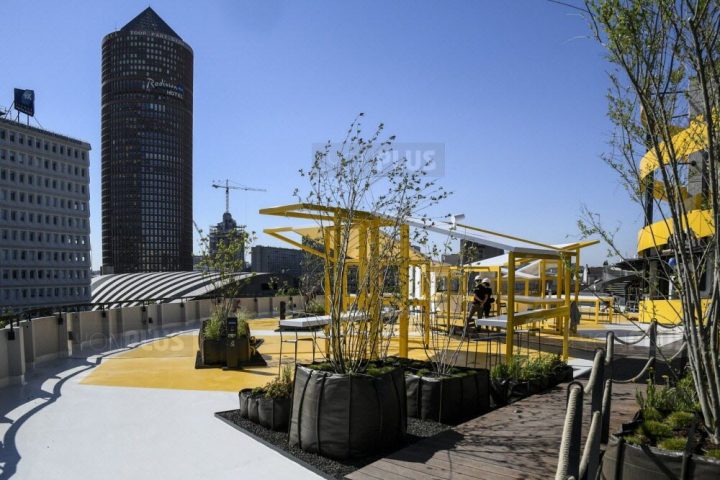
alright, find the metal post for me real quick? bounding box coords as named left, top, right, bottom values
left=399, top=224, right=410, bottom=358
left=563, top=255, right=571, bottom=361
left=649, top=320, right=657, bottom=383
left=506, top=252, right=515, bottom=361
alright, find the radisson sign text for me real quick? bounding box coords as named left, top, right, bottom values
left=145, top=78, right=184, bottom=99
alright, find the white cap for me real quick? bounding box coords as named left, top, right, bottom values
left=481, top=278, right=491, bottom=285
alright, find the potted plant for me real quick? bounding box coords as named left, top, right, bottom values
left=602, top=373, right=720, bottom=478
left=405, top=364, right=489, bottom=423
left=275, top=116, right=447, bottom=459
left=582, top=0, right=720, bottom=459
left=257, top=365, right=294, bottom=431
left=490, top=354, right=571, bottom=406
left=199, top=310, right=225, bottom=365
left=290, top=361, right=407, bottom=459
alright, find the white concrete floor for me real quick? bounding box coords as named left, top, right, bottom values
left=0, top=353, right=322, bottom=479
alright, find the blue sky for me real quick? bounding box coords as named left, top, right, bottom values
left=0, top=0, right=643, bottom=268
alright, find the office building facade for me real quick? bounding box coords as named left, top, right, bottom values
left=251, top=245, right=303, bottom=278
left=208, top=212, right=246, bottom=270
left=101, top=7, right=193, bottom=273
left=0, top=117, right=92, bottom=310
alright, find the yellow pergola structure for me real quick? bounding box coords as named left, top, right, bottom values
left=260, top=203, right=597, bottom=362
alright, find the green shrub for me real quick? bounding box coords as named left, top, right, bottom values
left=237, top=319, right=249, bottom=337
left=235, top=307, right=252, bottom=321
left=639, top=420, right=673, bottom=441
left=658, top=437, right=688, bottom=451
left=625, top=433, right=649, bottom=445
left=637, top=372, right=698, bottom=415
left=665, top=411, right=695, bottom=430
left=306, top=362, right=335, bottom=372
left=705, top=448, right=720, bottom=460
left=643, top=406, right=663, bottom=422
left=252, top=387, right=266, bottom=396
left=203, top=310, right=224, bottom=341
left=306, top=301, right=325, bottom=315
left=264, top=365, right=294, bottom=399
left=366, top=365, right=395, bottom=377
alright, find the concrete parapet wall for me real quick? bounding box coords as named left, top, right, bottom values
left=185, top=301, right=200, bottom=323
left=0, top=325, right=25, bottom=387
left=256, top=297, right=272, bottom=317
left=24, top=316, right=69, bottom=365
left=76, top=311, right=108, bottom=349
left=197, top=299, right=214, bottom=320
left=121, top=306, right=145, bottom=334
left=161, top=303, right=184, bottom=328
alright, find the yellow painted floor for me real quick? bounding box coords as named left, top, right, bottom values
left=82, top=316, right=636, bottom=392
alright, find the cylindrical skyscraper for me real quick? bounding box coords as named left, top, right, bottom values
left=101, top=7, right=193, bottom=273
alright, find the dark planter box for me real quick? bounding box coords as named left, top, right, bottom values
left=225, top=335, right=252, bottom=368
left=493, top=364, right=574, bottom=405
left=289, top=364, right=407, bottom=459
left=258, top=396, right=292, bottom=431
left=201, top=338, right=226, bottom=365
left=602, top=433, right=720, bottom=479
left=406, top=368, right=490, bottom=423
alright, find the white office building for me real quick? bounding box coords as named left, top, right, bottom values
left=0, top=117, right=91, bottom=311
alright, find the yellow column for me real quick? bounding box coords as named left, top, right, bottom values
left=446, top=272, right=452, bottom=331
left=495, top=267, right=502, bottom=315
left=323, top=233, right=332, bottom=355
left=574, top=248, right=581, bottom=302
left=421, top=262, right=430, bottom=346
left=399, top=224, right=410, bottom=358
left=369, top=224, right=380, bottom=358
left=595, top=298, right=601, bottom=324
left=358, top=224, right=367, bottom=309
left=334, top=221, right=342, bottom=313
left=506, top=252, right=515, bottom=361
left=524, top=279, right=529, bottom=296
left=563, top=254, right=571, bottom=361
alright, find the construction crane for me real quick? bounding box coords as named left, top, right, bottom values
left=211, top=179, right=267, bottom=213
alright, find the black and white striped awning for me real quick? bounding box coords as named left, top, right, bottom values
left=90, top=271, right=262, bottom=309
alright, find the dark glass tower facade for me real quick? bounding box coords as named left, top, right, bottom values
left=101, top=7, right=193, bottom=273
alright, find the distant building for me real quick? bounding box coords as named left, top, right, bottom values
left=460, top=240, right=504, bottom=264
left=101, top=7, right=194, bottom=273
left=441, top=253, right=461, bottom=265
left=208, top=212, right=245, bottom=270
left=251, top=245, right=303, bottom=278
left=0, top=117, right=92, bottom=310
left=441, top=241, right=504, bottom=266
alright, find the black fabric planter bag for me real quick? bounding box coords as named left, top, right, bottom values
left=238, top=388, right=253, bottom=418
left=257, top=396, right=292, bottom=431
left=288, top=365, right=407, bottom=459
left=406, top=369, right=490, bottom=423
left=247, top=394, right=261, bottom=424
left=490, top=379, right=510, bottom=407
left=601, top=434, right=720, bottom=479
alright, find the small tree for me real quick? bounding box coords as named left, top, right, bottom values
left=581, top=0, right=720, bottom=444
left=196, top=227, right=256, bottom=321
left=296, top=114, right=448, bottom=374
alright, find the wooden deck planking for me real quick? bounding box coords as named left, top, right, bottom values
left=347, top=382, right=640, bottom=480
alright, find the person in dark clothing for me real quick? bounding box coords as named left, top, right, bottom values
left=466, top=277, right=489, bottom=328
left=481, top=278, right=494, bottom=318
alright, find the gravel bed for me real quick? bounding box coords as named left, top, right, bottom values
left=216, top=409, right=450, bottom=479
